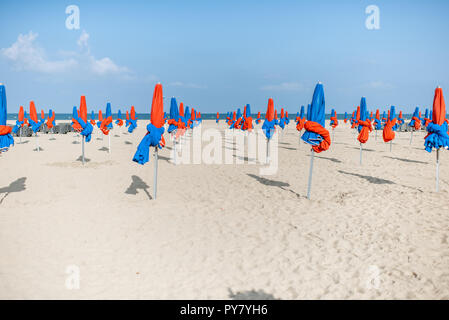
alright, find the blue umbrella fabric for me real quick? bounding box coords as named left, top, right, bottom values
left=133, top=83, right=165, bottom=165
left=409, top=107, right=421, bottom=130
left=424, top=87, right=449, bottom=152
left=0, top=84, right=14, bottom=151
left=262, top=98, right=276, bottom=139
left=72, top=106, right=93, bottom=142
left=167, top=97, right=179, bottom=134
left=301, top=83, right=330, bottom=153
left=105, top=103, right=113, bottom=129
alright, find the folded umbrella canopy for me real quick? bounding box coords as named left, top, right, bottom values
left=23, top=111, right=29, bottom=127
left=46, top=109, right=55, bottom=129
left=261, top=98, right=276, bottom=164
left=383, top=106, right=397, bottom=148
left=302, top=83, right=330, bottom=152
left=29, top=101, right=41, bottom=133
left=125, top=110, right=130, bottom=127
left=424, top=87, right=449, bottom=152
left=133, top=83, right=166, bottom=199
left=12, top=105, right=24, bottom=135
left=190, top=108, right=197, bottom=128
left=330, top=109, right=338, bottom=129
left=96, top=110, right=103, bottom=129
left=255, top=111, right=261, bottom=124
left=344, top=111, right=348, bottom=123
left=115, top=109, right=124, bottom=126
left=133, top=83, right=166, bottom=165
left=105, top=103, right=113, bottom=130
left=100, top=103, right=113, bottom=153
left=226, top=111, right=231, bottom=125
left=374, top=109, right=382, bottom=130
left=381, top=111, right=387, bottom=126
left=90, top=111, right=96, bottom=126
left=29, top=101, right=43, bottom=151
left=285, top=111, right=290, bottom=125
left=128, top=106, right=138, bottom=133
left=302, top=82, right=330, bottom=199
left=241, top=104, right=253, bottom=131
left=72, top=98, right=93, bottom=148
left=423, top=108, right=431, bottom=127
left=167, top=97, right=180, bottom=134
left=184, top=106, right=191, bottom=128
left=398, top=110, right=404, bottom=125
left=216, top=112, right=219, bottom=124
left=232, top=108, right=243, bottom=129
left=357, top=97, right=372, bottom=144
left=278, top=108, right=285, bottom=130
left=409, top=107, right=421, bottom=130
left=39, top=110, right=46, bottom=127
left=424, top=87, right=448, bottom=192
left=296, top=105, right=306, bottom=131
left=0, top=84, right=14, bottom=152
left=174, top=102, right=186, bottom=139
left=262, top=98, right=276, bottom=140
left=351, top=106, right=360, bottom=129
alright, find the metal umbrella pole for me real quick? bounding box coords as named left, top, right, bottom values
left=153, top=147, right=159, bottom=199
left=307, top=149, right=315, bottom=199
left=436, top=148, right=440, bottom=192
left=359, top=143, right=363, bottom=165
left=82, top=135, right=85, bottom=165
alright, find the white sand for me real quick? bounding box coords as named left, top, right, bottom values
left=0, top=120, right=448, bottom=299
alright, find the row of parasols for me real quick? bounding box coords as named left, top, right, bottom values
left=1, top=82, right=448, bottom=199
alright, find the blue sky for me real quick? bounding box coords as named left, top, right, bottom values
left=1, top=0, right=448, bottom=114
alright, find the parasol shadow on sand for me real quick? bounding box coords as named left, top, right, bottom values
left=228, top=288, right=278, bottom=300
left=247, top=173, right=301, bottom=198
left=338, top=170, right=394, bottom=185
left=383, top=156, right=428, bottom=164
left=76, top=155, right=91, bottom=163
left=125, top=175, right=152, bottom=200
left=308, top=154, right=342, bottom=163
left=0, top=177, right=26, bottom=204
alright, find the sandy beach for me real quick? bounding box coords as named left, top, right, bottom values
left=1, top=119, right=448, bottom=299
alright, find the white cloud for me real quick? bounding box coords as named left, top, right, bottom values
left=169, top=81, right=206, bottom=89
left=1, top=30, right=131, bottom=77
left=1, top=31, right=77, bottom=73
left=90, top=56, right=130, bottom=75
left=260, top=82, right=306, bottom=92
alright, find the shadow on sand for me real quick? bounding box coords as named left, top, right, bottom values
left=309, top=155, right=342, bottom=163
left=247, top=173, right=301, bottom=198
left=228, top=288, right=278, bottom=300
left=383, top=156, right=428, bottom=164
left=76, top=155, right=91, bottom=163
left=125, top=175, right=152, bottom=199
left=0, top=177, right=27, bottom=204
left=338, top=170, right=394, bottom=184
